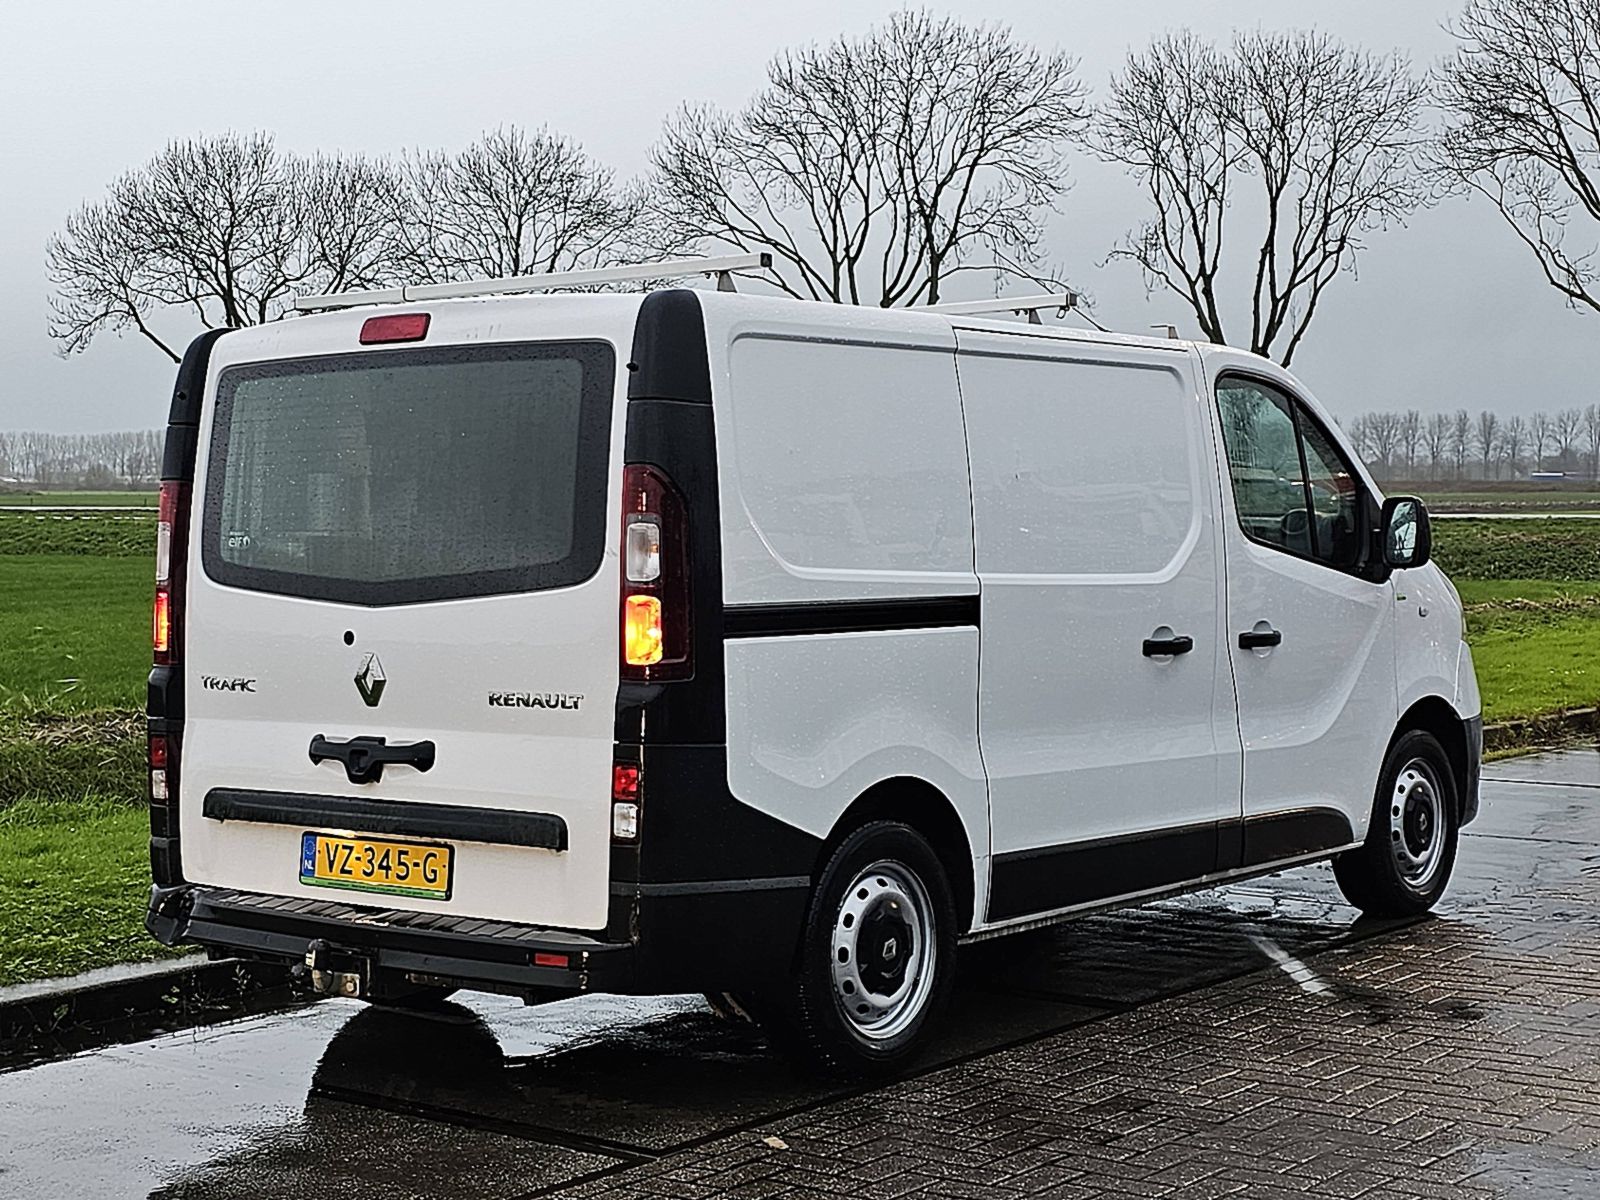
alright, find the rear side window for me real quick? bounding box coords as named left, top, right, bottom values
left=201, top=341, right=615, bottom=605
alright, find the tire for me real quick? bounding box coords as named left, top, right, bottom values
left=783, top=821, right=957, bottom=1078
left=1334, top=729, right=1460, bottom=917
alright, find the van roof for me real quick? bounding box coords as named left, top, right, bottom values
left=270, top=286, right=1218, bottom=360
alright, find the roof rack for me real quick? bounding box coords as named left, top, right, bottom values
left=293, top=252, right=775, bottom=313
left=915, top=292, right=1079, bottom=325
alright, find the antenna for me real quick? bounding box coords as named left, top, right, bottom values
left=294, top=252, right=775, bottom=312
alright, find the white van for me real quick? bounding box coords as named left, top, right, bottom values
left=145, top=269, right=1482, bottom=1075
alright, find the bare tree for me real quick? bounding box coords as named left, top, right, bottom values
left=1530, top=410, right=1553, bottom=469
left=1435, top=0, right=1600, bottom=313
left=651, top=10, right=1090, bottom=305
left=1450, top=409, right=1473, bottom=479
left=1554, top=406, right=1585, bottom=467
left=399, top=127, right=643, bottom=284
left=1424, top=412, right=1452, bottom=480
left=48, top=134, right=406, bottom=361
left=1365, top=411, right=1403, bottom=477
left=1585, top=404, right=1600, bottom=479
left=1476, top=410, right=1501, bottom=479
left=1097, top=29, right=1427, bottom=365
left=1399, top=409, right=1423, bottom=477
left=1502, top=413, right=1528, bottom=477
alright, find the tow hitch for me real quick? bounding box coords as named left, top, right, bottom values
left=291, top=939, right=368, bottom=998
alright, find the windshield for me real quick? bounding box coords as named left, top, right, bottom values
left=201, top=340, right=615, bottom=605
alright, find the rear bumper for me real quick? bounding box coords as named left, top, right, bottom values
left=147, top=883, right=635, bottom=994
left=146, top=875, right=810, bottom=997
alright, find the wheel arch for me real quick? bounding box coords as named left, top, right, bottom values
left=821, top=777, right=977, bottom=935
left=1394, top=695, right=1471, bottom=817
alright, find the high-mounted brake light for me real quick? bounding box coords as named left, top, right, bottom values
left=619, top=465, right=691, bottom=680
left=153, top=481, right=189, bottom=665
left=359, top=312, right=430, bottom=345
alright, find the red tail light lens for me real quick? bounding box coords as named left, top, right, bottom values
left=620, top=465, right=691, bottom=680
left=359, top=312, right=430, bottom=344
left=154, top=481, right=190, bottom=665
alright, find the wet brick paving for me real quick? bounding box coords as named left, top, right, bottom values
left=2, top=750, right=1598, bottom=1198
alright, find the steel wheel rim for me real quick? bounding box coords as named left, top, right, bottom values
left=1390, top=758, right=1446, bottom=889
left=829, top=859, right=937, bottom=1043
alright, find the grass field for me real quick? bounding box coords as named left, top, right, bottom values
left=2, top=509, right=1599, bottom=987
left=0, top=491, right=157, bottom=507
left=0, top=798, right=176, bottom=987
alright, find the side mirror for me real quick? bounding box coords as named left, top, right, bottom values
left=1381, top=496, right=1431, bottom=569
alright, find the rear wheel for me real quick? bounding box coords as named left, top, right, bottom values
left=784, top=821, right=956, bottom=1077
left=1334, top=729, right=1459, bottom=916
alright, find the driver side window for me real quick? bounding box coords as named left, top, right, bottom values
left=1216, top=377, right=1365, bottom=571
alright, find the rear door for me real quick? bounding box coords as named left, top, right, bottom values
left=955, top=330, right=1241, bottom=924
left=179, top=320, right=623, bottom=930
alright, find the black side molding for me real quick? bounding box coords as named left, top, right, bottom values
left=202, top=789, right=568, bottom=852
left=725, top=596, right=980, bottom=639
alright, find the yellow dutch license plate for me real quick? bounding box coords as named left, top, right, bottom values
left=299, top=831, right=453, bottom=901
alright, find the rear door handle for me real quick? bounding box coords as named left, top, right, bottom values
left=1238, top=628, right=1283, bottom=650
left=309, top=734, right=436, bottom=785
left=1142, top=634, right=1194, bottom=657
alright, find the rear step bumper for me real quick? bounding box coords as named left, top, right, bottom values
left=146, top=884, right=634, bottom=995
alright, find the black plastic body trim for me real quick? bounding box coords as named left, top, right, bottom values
left=202, top=788, right=569, bottom=852
left=987, top=807, right=1356, bottom=923
left=1461, top=714, right=1483, bottom=826
left=725, top=596, right=980, bottom=639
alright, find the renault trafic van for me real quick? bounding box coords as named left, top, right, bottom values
left=146, top=265, right=1482, bottom=1074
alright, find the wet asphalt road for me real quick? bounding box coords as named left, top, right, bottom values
left=2, top=751, right=1598, bottom=1199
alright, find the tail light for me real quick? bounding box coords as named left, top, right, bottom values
left=620, top=464, right=691, bottom=680
left=612, top=760, right=641, bottom=840
left=154, top=480, right=191, bottom=666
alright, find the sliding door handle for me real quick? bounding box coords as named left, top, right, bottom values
left=1238, top=628, right=1283, bottom=650
left=1142, top=634, right=1194, bottom=657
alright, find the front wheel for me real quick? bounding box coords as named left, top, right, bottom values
left=1334, top=729, right=1460, bottom=917
left=786, top=821, right=956, bottom=1078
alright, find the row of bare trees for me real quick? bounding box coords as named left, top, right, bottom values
left=45, top=1, right=1600, bottom=375
left=0, top=430, right=163, bottom=489
left=1344, top=406, right=1600, bottom=481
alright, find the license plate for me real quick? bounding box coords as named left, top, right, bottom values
left=299, top=832, right=453, bottom=901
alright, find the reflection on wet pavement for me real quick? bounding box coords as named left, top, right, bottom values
left=1, top=753, right=1596, bottom=1199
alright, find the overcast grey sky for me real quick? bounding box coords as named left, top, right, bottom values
left=2, top=0, right=1596, bottom=433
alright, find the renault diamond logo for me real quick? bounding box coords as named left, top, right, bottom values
left=354, top=653, right=386, bottom=707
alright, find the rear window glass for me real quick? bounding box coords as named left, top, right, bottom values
left=201, top=341, right=615, bottom=605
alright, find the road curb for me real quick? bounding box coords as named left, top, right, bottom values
left=0, top=954, right=299, bottom=1069
left=1485, top=708, right=1600, bottom=755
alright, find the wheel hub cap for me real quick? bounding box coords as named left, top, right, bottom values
left=829, top=859, right=938, bottom=1042
left=1390, top=759, right=1446, bottom=889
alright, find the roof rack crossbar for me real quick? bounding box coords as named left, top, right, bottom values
left=293, top=252, right=775, bottom=312
left=914, top=292, right=1079, bottom=324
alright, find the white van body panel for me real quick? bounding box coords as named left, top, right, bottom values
left=1394, top=562, right=1471, bottom=720
left=715, top=309, right=973, bottom=605
left=179, top=297, right=641, bottom=931
left=952, top=330, right=1241, bottom=890
left=703, top=299, right=990, bottom=922
left=1199, top=348, right=1398, bottom=846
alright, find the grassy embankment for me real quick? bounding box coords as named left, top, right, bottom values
left=0, top=511, right=177, bottom=985
left=1, top=508, right=1598, bottom=986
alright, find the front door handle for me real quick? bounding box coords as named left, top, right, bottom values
left=309, top=734, right=436, bottom=785
left=1238, top=627, right=1283, bottom=650
left=1142, top=634, right=1194, bottom=657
